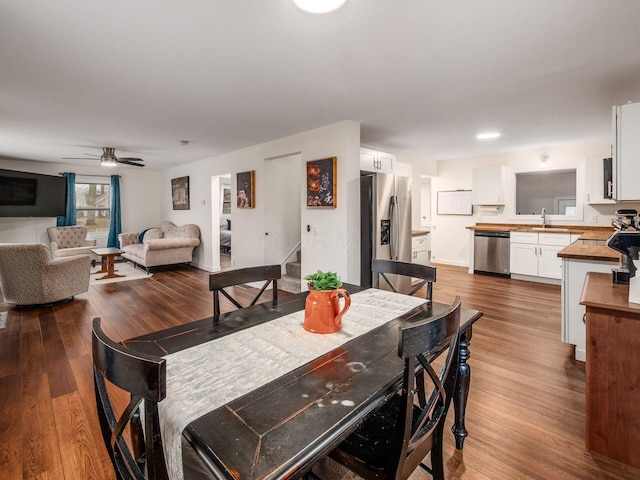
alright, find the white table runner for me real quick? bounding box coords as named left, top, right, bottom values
left=160, top=288, right=426, bottom=480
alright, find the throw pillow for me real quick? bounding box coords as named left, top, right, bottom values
left=138, top=228, right=151, bottom=244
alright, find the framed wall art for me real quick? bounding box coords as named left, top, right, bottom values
left=306, top=157, right=336, bottom=208
left=236, top=170, right=255, bottom=208
left=171, top=176, right=190, bottom=210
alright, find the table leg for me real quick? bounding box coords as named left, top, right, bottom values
left=96, top=254, right=124, bottom=280
left=452, top=326, right=472, bottom=450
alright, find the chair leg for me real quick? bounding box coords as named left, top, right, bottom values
left=429, top=429, right=445, bottom=480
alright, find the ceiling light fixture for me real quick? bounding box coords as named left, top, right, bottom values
left=100, top=152, right=117, bottom=167
left=294, top=0, right=347, bottom=14
left=476, top=132, right=501, bottom=140
left=540, top=154, right=549, bottom=168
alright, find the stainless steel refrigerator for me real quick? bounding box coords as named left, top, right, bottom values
left=360, top=172, right=412, bottom=292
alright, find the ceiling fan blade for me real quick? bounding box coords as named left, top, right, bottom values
left=62, top=157, right=98, bottom=160
left=116, top=159, right=145, bottom=167
left=118, top=157, right=144, bottom=162
left=84, top=153, right=101, bottom=157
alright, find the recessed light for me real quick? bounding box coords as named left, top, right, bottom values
left=294, top=0, right=347, bottom=14
left=476, top=132, right=501, bottom=140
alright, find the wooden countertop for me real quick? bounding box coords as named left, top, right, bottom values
left=466, top=223, right=614, bottom=235
left=581, top=272, right=640, bottom=316
left=557, top=243, right=620, bottom=262
left=411, top=230, right=430, bottom=237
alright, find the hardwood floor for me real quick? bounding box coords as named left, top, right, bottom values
left=0, top=264, right=638, bottom=480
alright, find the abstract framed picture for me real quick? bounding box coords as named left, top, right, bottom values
left=236, top=170, right=255, bottom=208
left=306, top=157, right=337, bottom=208
left=171, top=176, right=190, bottom=210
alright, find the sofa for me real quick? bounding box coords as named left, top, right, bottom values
left=0, top=243, right=91, bottom=307
left=118, top=221, right=200, bottom=271
left=47, top=226, right=98, bottom=263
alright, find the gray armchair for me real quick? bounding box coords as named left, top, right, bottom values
left=0, top=243, right=91, bottom=307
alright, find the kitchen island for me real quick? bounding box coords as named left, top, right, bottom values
left=557, top=231, right=619, bottom=361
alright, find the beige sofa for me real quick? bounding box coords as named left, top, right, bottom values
left=118, top=221, right=200, bottom=271
left=47, top=226, right=97, bottom=263
left=0, top=243, right=91, bottom=307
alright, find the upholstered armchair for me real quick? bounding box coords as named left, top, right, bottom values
left=0, top=243, right=91, bottom=307
left=47, top=226, right=97, bottom=263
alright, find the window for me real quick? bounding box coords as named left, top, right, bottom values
left=75, top=179, right=110, bottom=233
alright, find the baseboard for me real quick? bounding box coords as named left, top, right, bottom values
left=430, top=258, right=469, bottom=268
left=510, top=273, right=560, bottom=285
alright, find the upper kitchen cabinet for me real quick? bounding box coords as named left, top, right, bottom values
left=360, top=148, right=411, bottom=177
left=612, top=101, right=640, bottom=201
left=585, top=156, right=615, bottom=204
left=472, top=165, right=506, bottom=205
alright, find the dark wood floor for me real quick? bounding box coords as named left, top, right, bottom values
left=1, top=264, right=639, bottom=480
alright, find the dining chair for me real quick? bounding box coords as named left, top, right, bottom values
left=209, top=264, right=281, bottom=318
left=372, top=258, right=437, bottom=301
left=328, top=297, right=461, bottom=480
left=92, top=318, right=169, bottom=480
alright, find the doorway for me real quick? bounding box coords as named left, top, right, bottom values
left=211, top=173, right=232, bottom=272
left=263, top=153, right=302, bottom=272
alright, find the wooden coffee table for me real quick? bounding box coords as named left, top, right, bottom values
left=91, top=247, right=124, bottom=280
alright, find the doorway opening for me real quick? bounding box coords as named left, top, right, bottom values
left=211, top=173, right=232, bottom=272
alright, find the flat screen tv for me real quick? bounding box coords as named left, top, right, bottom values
left=0, top=169, right=67, bottom=217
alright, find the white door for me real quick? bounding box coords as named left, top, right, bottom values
left=263, top=153, right=302, bottom=269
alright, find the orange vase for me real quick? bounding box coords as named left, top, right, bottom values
left=303, top=288, right=351, bottom=334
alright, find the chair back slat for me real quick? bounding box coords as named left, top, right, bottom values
left=372, top=259, right=436, bottom=301
left=209, top=264, right=281, bottom=317
left=92, top=318, right=169, bottom=480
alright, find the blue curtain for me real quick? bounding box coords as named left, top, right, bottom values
left=107, top=175, right=122, bottom=248
left=56, top=172, right=76, bottom=226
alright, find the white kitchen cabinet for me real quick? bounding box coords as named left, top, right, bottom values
left=472, top=166, right=506, bottom=205
left=561, top=258, right=617, bottom=361
left=360, top=148, right=395, bottom=175
left=585, top=157, right=615, bottom=204
left=612, top=101, right=640, bottom=201
left=510, top=231, right=571, bottom=280
left=411, top=235, right=429, bottom=265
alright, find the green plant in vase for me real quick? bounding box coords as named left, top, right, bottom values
left=304, top=270, right=343, bottom=291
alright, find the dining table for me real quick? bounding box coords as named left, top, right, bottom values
left=125, top=284, right=483, bottom=480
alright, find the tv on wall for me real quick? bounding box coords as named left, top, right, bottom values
left=0, top=169, right=67, bottom=217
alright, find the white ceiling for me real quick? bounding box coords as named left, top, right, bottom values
left=1, top=0, right=639, bottom=170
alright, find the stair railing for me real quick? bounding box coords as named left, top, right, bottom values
left=280, top=240, right=302, bottom=274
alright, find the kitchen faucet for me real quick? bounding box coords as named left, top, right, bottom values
left=541, top=208, right=547, bottom=227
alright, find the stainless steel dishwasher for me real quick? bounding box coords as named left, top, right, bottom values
left=473, top=230, right=510, bottom=276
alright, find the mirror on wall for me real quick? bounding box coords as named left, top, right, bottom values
left=515, top=169, right=577, bottom=216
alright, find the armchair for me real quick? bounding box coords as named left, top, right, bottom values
left=47, top=226, right=97, bottom=263
left=0, top=243, right=91, bottom=307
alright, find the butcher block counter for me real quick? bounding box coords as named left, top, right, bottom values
left=580, top=272, right=640, bottom=469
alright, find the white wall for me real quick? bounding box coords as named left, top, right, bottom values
left=160, top=121, right=362, bottom=284
left=431, top=140, right=640, bottom=267
left=0, top=159, right=163, bottom=245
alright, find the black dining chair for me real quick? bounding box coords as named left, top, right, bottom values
left=372, top=258, right=437, bottom=301
left=209, top=264, right=282, bottom=318
left=328, top=297, right=461, bottom=480
left=92, top=318, right=169, bottom=480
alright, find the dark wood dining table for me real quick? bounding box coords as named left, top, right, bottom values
left=125, top=284, right=482, bottom=480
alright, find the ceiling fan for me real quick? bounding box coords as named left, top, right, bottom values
left=63, top=147, right=145, bottom=167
